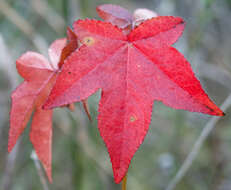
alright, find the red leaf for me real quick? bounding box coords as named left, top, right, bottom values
left=30, top=108, right=53, bottom=181
left=133, top=8, right=158, bottom=26
left=9, top=38, right=67, bottom=182
left=49, top=38, right=67, bottom=70
left=96, top=4, right=132, bottom=29
left=44, top=17, right=224, bottom=183
left=59, top=27, right=78, bottom=68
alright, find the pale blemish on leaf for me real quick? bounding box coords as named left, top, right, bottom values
left=83, top=37, right=95, bottom=46
left=130, top=115, right=137, bottom=122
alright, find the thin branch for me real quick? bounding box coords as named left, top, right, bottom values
left=67, top=0, right=82, bottom=24
left=31, top=0, right=65, bottom=34
left=0, top=34, right=18, bottom=88
left=122, top=175, right=127, bottom=190
left=166, top=94, right=231, bottom=190
left=1, top=140, right=21, bottom=190
left=0, top=34, right=21, bottom=190
left=0, top=0, right=48, bottom=55
left=198, top=63, right=231, bottom=91
left=68, top=107, right=112, bottom=176
left=68, top=106, right=114, bottom=188
left=31, top=151, right=50, bottom=190
left=0, top=0, right=33, bottom=36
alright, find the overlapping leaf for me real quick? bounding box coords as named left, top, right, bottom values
left=96, top=4, right=133, bottom=29
left=8, top=39, right=65, bottom=182
left=8, top=29, right=80, bottom=181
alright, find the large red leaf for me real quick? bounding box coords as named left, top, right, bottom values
left=44, top=17, right=224, bottom=183
left=9, top=38, right=67, bottom=182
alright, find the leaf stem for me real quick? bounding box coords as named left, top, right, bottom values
left=122, top=175, right=127, bottom=190
left=166, top=94, right=231, bottom=190
left=82, top=99, right=92, bottom=121
left=31, top=151, right=50, bottom=190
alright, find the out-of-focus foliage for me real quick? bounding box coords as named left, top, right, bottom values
left=0, top=0, right=231, bottom=190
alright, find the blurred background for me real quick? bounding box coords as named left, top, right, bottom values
left=0, top=0, right=231, bottom=189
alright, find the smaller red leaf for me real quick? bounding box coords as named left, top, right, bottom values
left=59, top=27, right=78, bottom=68
left=16, top=52, right=53, bottom=81
left=9, top=33, right=92, bottom=182
left=8, top=82, right=36, bottom=152
left=9, top=38, right=68, bottom=182
left=133, top=8, right=158, bottom=26
left=48, top=38, right=67, bottom=69
left=96, top=4, right=133, bottom=29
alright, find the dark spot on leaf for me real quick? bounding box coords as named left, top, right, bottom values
left=204, top=105, right=215, bottom=113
